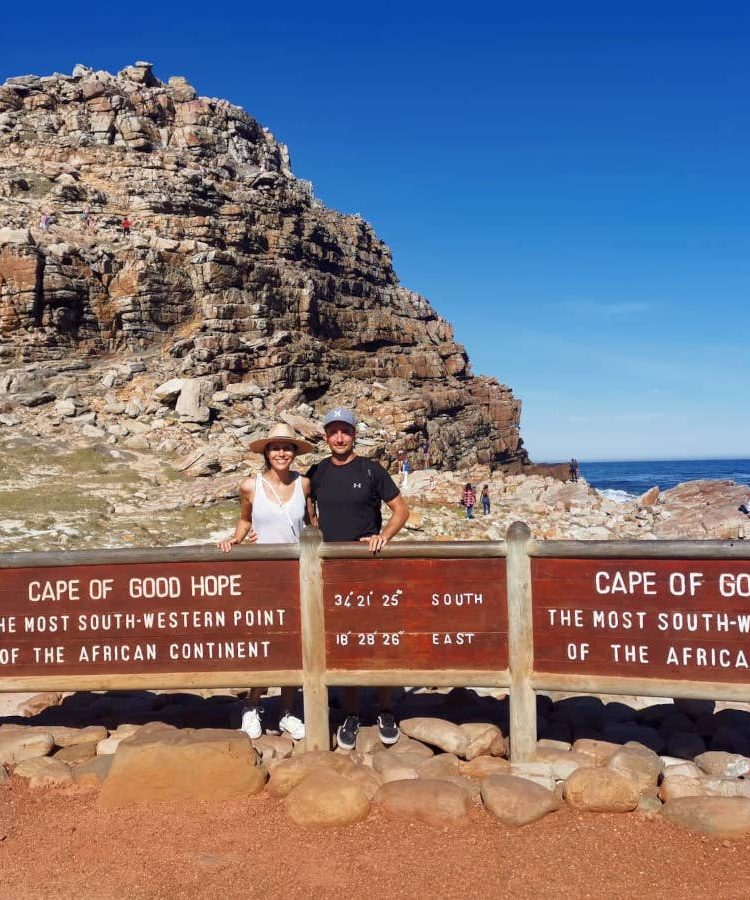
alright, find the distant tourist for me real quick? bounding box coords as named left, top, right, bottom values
left=462, top=483, right=476, bottom=519
left=401, top=456, right=411, bottom=489
left=122, top=217, right=132, bottom=235
left=217, top=423, right=314, bottom=742
left=481, top=484, right=490, bottom=516
left=421, top=441, right=430, bottom=469
left=569, top=458, right=580, bottom=482
left=39, top=211, right=50, bottom=231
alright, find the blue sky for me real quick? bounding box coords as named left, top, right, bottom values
left=2, top=1, right=749, bottom=461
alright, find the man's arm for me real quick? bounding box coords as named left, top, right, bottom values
left=362, top=494, right=409, bottom=553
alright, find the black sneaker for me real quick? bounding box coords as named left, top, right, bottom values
left=336, top=715, right=360, bottom=751
left=377, top=711, right=400, bottom=745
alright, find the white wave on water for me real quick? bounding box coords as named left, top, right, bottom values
left=597, top=488, right=636, bottom=504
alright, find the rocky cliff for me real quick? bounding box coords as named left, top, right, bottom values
left=0, top=61, right=526, bottom=470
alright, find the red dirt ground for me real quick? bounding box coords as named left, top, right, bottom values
left=1, top=780, right=749, bottom=900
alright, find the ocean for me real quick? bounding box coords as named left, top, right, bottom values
left=580, top=458, right=750, bottom=503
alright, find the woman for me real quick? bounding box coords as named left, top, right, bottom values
left=218, top=423, right=314, bottom=741
left=462, top=483, right=476, bottom=520
left=480, top=484, right=490, bottom=516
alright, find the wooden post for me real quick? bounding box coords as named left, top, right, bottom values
left=299, top=527, right=329, bottom=750
left=506, top=521, right=537, bottom=761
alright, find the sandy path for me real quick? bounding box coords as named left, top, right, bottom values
left=1, top=781, right=749, bottom=899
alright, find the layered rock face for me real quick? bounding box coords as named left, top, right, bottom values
left=0, top=62, right=526, bottom=469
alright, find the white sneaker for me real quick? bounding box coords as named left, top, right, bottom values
left=240, top=706, right=262, bottom=739
left=279, top=713, right=305, bottom=741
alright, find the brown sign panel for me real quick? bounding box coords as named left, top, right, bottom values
left=323, top=557, right=507, bottom=670
left=533, top=558, right=750, bottom=682
left=0, top=560, right=301, bottom=677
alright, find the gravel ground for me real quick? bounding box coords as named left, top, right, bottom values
left=1, top=781, right=750, bottom=899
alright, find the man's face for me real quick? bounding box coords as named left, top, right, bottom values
left=324, top=422, right=355, bottom=457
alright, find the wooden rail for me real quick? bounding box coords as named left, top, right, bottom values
left=0, top=525, right=748, bottom=759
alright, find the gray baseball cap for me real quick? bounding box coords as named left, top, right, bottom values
left=323, top=407, right=357, bottom=428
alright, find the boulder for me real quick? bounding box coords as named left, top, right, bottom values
left=47, top=725, right=108, bottom=747
left=268, top=751, right=354, bottom=798
left=285, top=770, right=370, bottom=827
left=459, top=756, right=511, bottom=779
left=252, top=734, right=294, bottom=765
left=399, top=718, right=469, bottom=757
left=481, top=774, right=560, bottom=826
left=638, top=486, right=660, bottom=506
left=98, top=727, right=266, bottom=806
left=73, top=755, right=114, bottom=789
left=14, top=756, right=74, bottom=788
left=533, top=748, right=594, bottom=780
left=695, top=751, right=750, bottom=779
left=373, top=779, right=471, bottom=827
left=509, top=762, right=556, bottom=792
left=439, top=775, right=481, bottom=802
left=0, top=730, right=54, bottom=765
left=564, top=768, right=639, bottom=812
left=662, top=797, right=750, bottom=838
left=340, top=765, right=384, bottom=800
left=658, top=774, right=707, bottom=802
left=53, top=741, right=99, bottom=765
left=371, top=752, right=419, bottom=783
left=17, top=692, right=62, bottom=717
left=416, top=753, right=460, bottom=779
left=458, top=723, right=507, bottom=759
left=571, top=738, right=620, bottom=765
left=387, top=736, right=433, bottom=758
left=607, top=746, right=661, bottom=795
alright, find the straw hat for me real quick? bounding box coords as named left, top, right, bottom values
left=247, top=423, right=315, bottom=455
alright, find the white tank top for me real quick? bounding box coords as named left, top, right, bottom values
left=252, top=473, right=305, bottom=543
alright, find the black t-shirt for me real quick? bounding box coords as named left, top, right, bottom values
left=307, top=456, right=400, bottom=542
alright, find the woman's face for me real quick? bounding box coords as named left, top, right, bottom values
left=265, top=442, right=297, bottom=473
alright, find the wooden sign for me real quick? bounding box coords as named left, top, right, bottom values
left=323, top=557, right=507, bottom=670
left=0, top=559, right=301, bottom=677
left=533, top=558, right=750, bottom=682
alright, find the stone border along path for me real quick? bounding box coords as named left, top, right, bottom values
left=5, top=688, right=750, bottom=837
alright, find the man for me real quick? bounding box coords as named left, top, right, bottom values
left=307, top=407, right=410, bottom=749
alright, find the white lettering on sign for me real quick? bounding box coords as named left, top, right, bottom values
left=592, top=610, right=647, bottom=630
left=666, top=645, right=750, bottom=668
left=87, top=578, right=114, bottom=600
left=32, top=646, right=65, bottom=664
left=431, top=592, right=484, bottom=606
left=232, top=609, right=286, bottom=627
left=610, top=643, right=650, bottom=664
left=24, top=615, right=71, bottom=633
left=78, top=643, right=157, bottom=663
left=594, top=571, right=657, bottom=595
left=567, top=642, right=590, bottom=661
left=169, top=640, right=271, bottom=660
left=431, top=632, right=476, bottom=645
left=0, top=648, right=20, bottom=665
left=548, top=608, right=585, bottom=627
left=28, top=580, right=80, bottom=602
left=190, top=574, right=242, bottom=597
left=128, top=577, right=181, bottom=600
left=719, top=573, right=750, bottom=597
left=77, top=613, right=139, bottom=632
left=140, top=610, right=227, bottom=630
left=0, top=617, right=16, bottom=634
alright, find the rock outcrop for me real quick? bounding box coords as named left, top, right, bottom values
left=0, top=62, right=526, bottom=470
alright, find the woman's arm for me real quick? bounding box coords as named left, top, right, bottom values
left=218, top=478, right=258, bottom=551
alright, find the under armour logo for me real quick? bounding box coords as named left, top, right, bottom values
left=353, top=482, right=362, bottom=489
left=334, top=409, right=343, bottom=417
